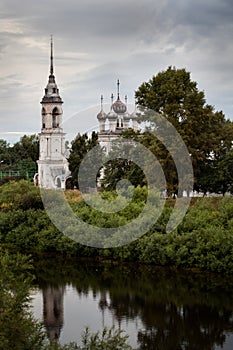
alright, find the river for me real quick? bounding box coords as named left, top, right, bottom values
left=30, top=255, right=233, bottom=349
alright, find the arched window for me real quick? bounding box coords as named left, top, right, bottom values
left=52, top=107, right=59, bottom=128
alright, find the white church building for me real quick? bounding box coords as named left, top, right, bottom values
left=36, top=39, right=138, bottom=190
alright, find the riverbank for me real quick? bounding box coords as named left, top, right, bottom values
left=1, top=180, right=233, bottom=274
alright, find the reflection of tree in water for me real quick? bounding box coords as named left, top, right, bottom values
left=35, top=256, right=233, bottom=349
left=95, top=268, right=233, bottom=349
left=136, top=303, right=230, bottom=349
left=99, top=290, right=231, bottom=349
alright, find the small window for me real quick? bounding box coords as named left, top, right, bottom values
left=42, top=123, right=45, bottom=128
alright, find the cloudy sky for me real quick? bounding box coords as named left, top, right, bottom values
left=0, top=0, right=233, bottom=143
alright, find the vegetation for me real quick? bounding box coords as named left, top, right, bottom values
left=0, top=248, right=46, bottom=350
left=68, top=132, right=100, bottom=189
left=1, top=180, right=233, bottom=273
left=0, top=135, right=39, bottom=184
left=134, top=66, right=233, bottom=195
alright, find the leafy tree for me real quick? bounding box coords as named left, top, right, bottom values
left=212, top=149, right=233, bottom=195
left=0, top=249, right=46, bottom=350
left=0, top=179, right=43, bottom=210
left=0, top=135, right=39, bottom=182
left=68, top=132, right=101, bottom=189
left=0, top=139, right=12, bottom=166
left=135, top=66, right=232, bottom=193
left=12, top=134, right=39, bottom=163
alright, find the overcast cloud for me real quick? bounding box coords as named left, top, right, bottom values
left=0, top=0, right=233, bottom=143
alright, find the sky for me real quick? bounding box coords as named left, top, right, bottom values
left=0, top=0, right=233, bottom=144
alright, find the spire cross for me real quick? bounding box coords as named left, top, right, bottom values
left=111, top=93, right=114, bottom=105
left=125, top=95, right=127, bottom=105
left=101, top=95, right=103, bottom=110
left=50, top=35, right=54, bottom=75
left=117, top=79, right=120, bottom=99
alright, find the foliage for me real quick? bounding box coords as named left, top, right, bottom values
left=0, top=134, right=39, bottom=167
left=0, top=134, right=38, bottom=182
left=0, top=179, right=43, bottom=210
left=12, top=134, right=39, bottom=164
left=1, top=181, right=233, bottom=273
left=68, top=132, right=101, bottom=189
left=0, top=248, right=46, bottom=350
left=135, top=66, right=233, bottom=194
left=101, top=133, right=146, bottom=190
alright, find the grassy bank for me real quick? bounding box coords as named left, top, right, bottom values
left=1, top=180, right=233, bottom=273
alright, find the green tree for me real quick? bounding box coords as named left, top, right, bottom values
left=68, top=132, right=101, bottom=189
left=0, top=249, right=46, bottom=350
left=212, top=149, right=233, bottom=195
left=12, top=134, right=39, bottom=163
left=135, top=66, right=232, bottom=193
left=0, top=179, right=43, bottom=210
left=0, top=135, right=39, bottom=183
left=0, top=139, right=12, bottom=166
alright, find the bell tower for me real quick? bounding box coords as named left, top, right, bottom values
left=37, top=37, right=69, bottom=189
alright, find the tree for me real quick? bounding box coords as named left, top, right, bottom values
left=135, top=66, right=232, bottom=192
left=0, top=139, right=13, bottom=167
left=0, top=249, right=46, bottom=350
left=68, top=132, right=101, bottom=189
left=12, top=134, right=39, bottom=164
left=211, top=149, right=233, bottom=195
left=101, top=130, right=146, bottom=190
left=0, top=135, right=39, bottom=182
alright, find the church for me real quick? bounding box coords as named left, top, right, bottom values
left=36, top=39, right=138, bottom=190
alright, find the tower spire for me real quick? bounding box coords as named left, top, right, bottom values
left=50, top=35, right=54, bottom=75
left=41, top=36, right=62, bottom=103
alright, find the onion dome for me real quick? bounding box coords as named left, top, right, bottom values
left=97, top=95, right=107, bottom=120
left=112, top=98, right=127, bottom=114
left=112, top=80, right=127, bottom=114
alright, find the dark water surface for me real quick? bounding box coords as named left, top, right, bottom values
left=31, top=255, right=233, bottom=349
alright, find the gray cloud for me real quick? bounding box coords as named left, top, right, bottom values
left=0, top=0, right=233, bottom=143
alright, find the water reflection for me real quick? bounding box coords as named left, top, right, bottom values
left=43, top=286, right=64, bottom=341
left=34, top=256, right=233, bottom=349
